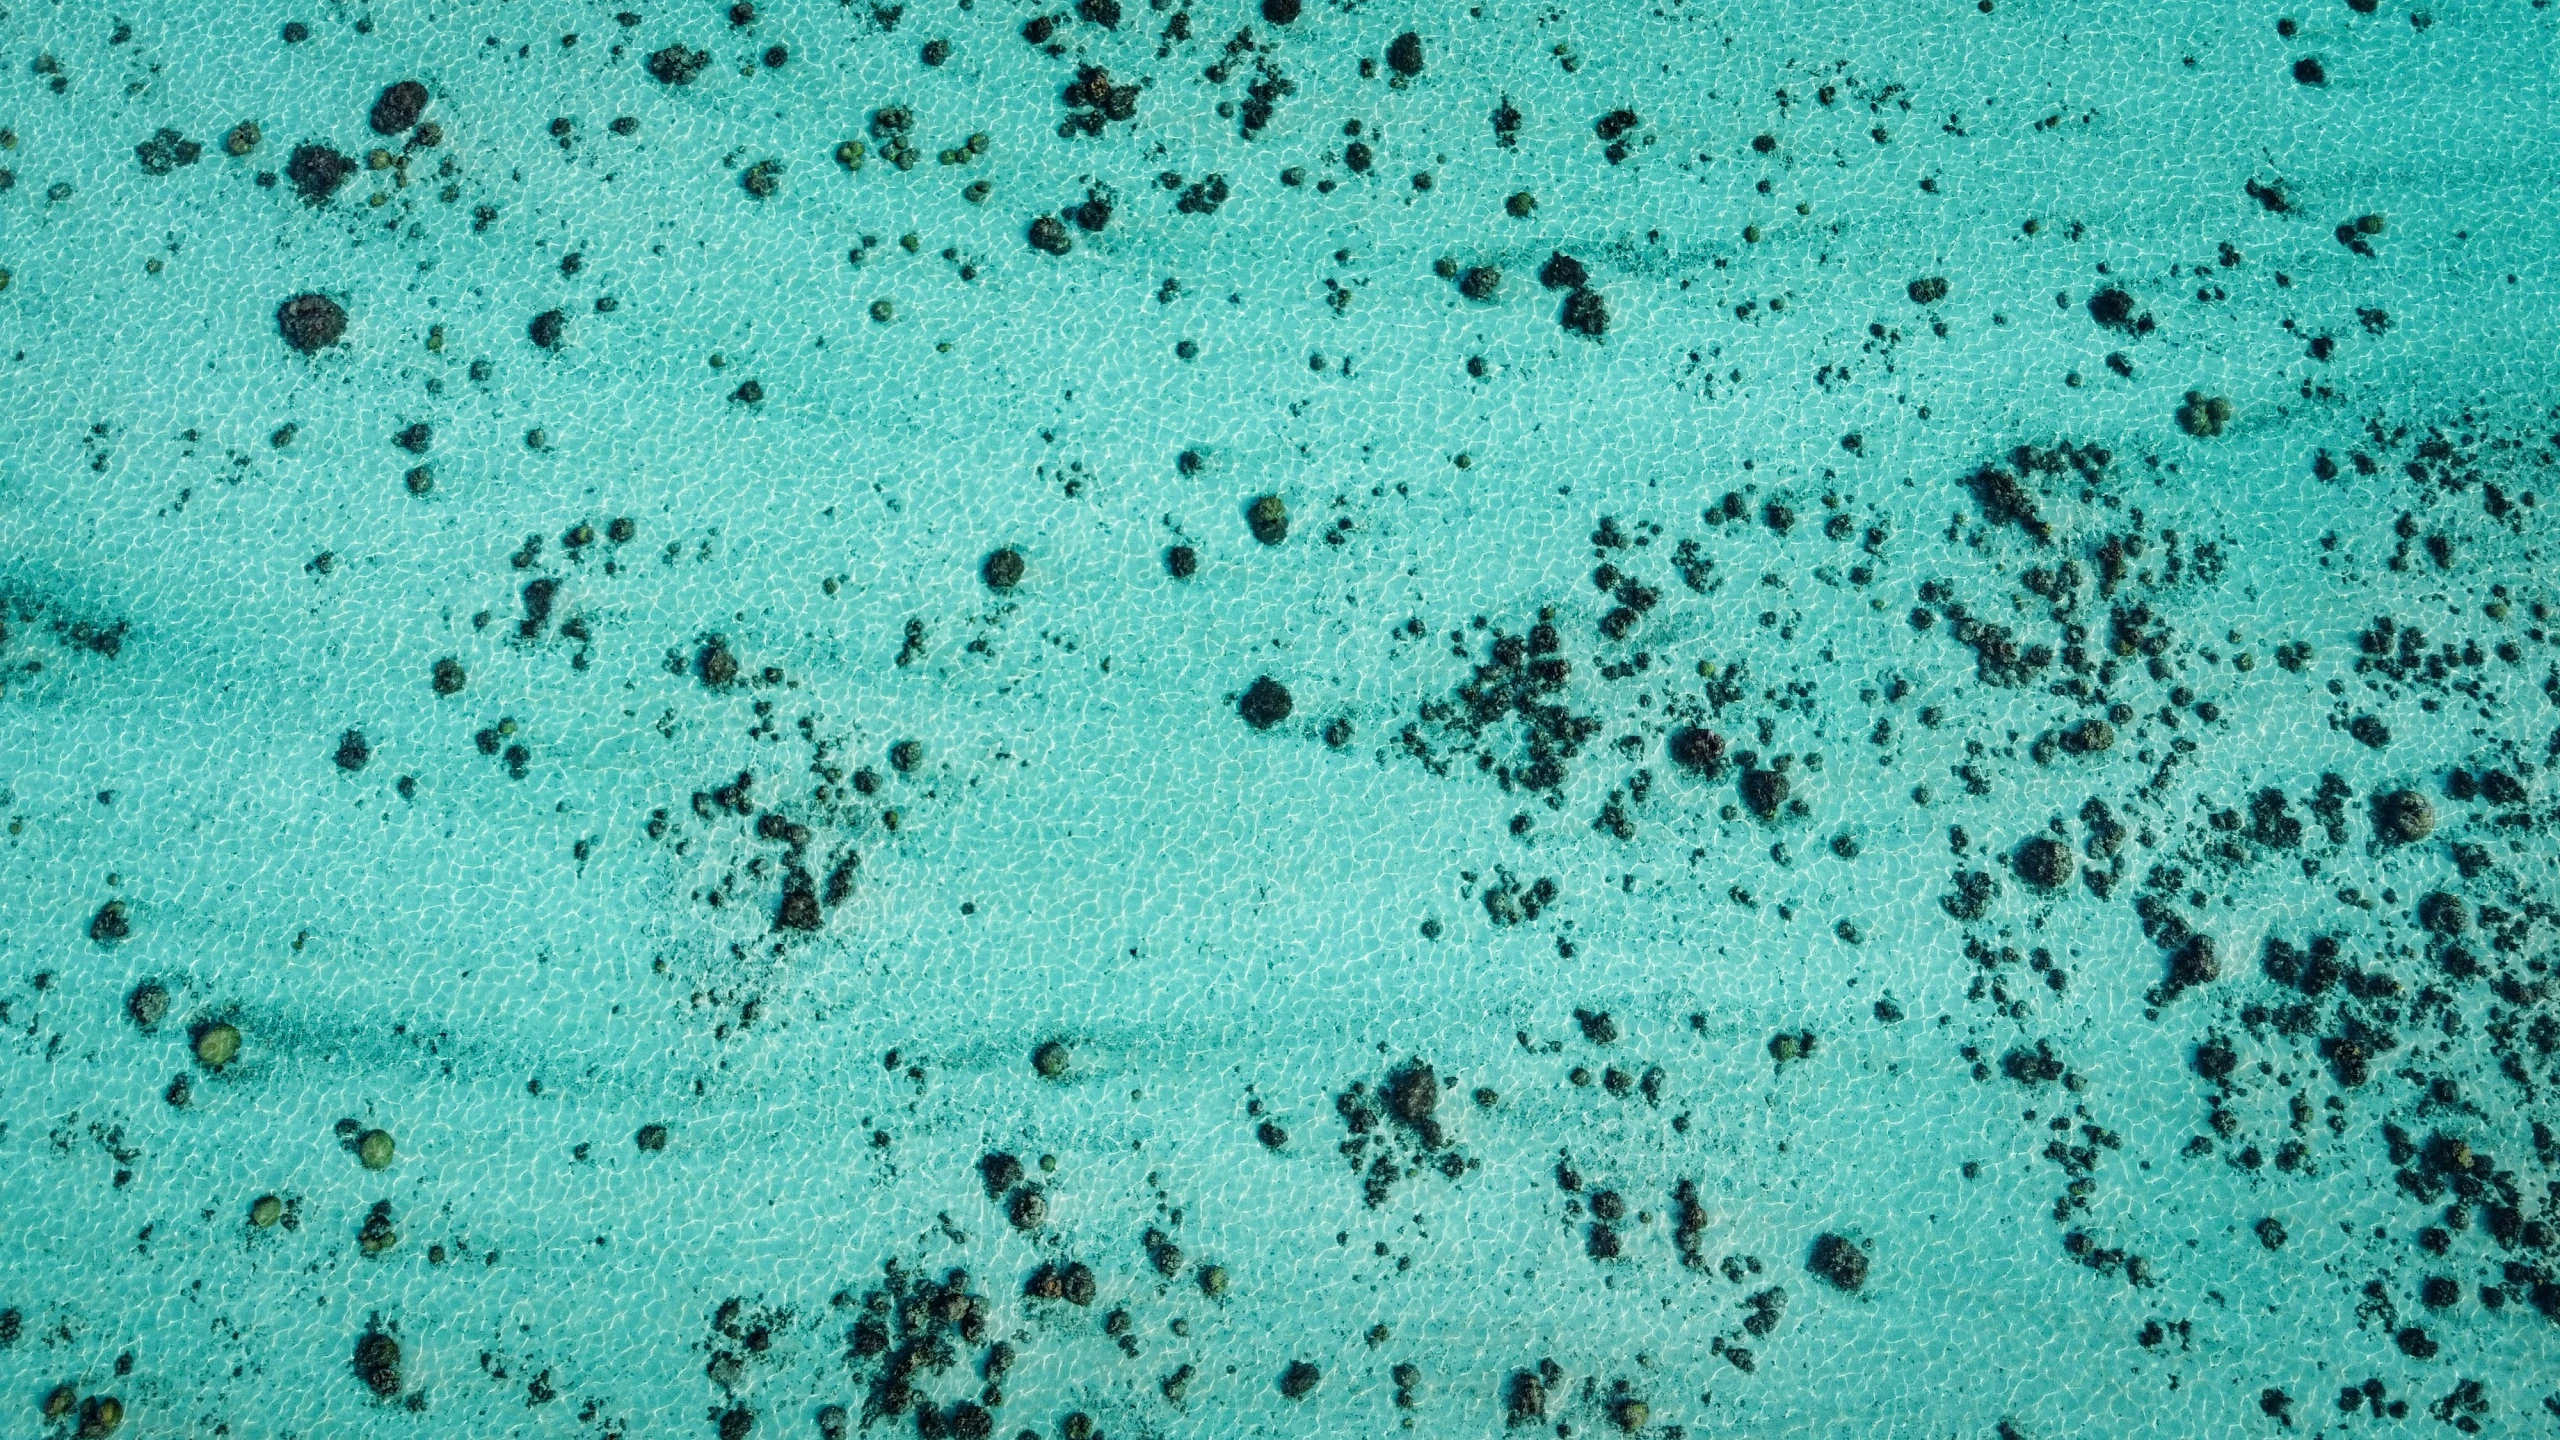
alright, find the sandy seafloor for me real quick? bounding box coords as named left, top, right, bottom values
left=2, top=0, right=2558, bottom=1433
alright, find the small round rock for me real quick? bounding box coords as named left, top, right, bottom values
left=127, top=982, right=169, bottom=1029
left=1246, top=493, right=1288, bottom=545
left=194, top=1022, right=242, bottom=1069
left=357, top=1128, right=396, bottom=1170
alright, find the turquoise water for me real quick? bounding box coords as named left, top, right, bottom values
left=4, top=0, right=2558, bottom=1433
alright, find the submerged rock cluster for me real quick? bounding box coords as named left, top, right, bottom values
left=0, top=1, right=2554, bottom=1436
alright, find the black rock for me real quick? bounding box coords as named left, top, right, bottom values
left=127, top=982, right=168, bottom=1029
left=353, top=1330, right=402, bottom=1398
left=287, top=143, right=354, bottom=202
left=1028, top=214, right=1073, bottom=255
left=1907, top=276, right=1949, bottom=305
left=1239, top=676, right=1293, bottom=730
left=699, top=638, right=740, bottom=687
left=1538, top=251, right=1588, bottom=291
left=2087, top=287, right=2138, bottom=328
left=1740, top=765, right=1789, bottom=818
left=2416, top=891, right=2468, bottom=935
left=528, top=308, right=566, bottom=349
left=1807, top=1232, right=1867, bottom=1291
left=647, top=44, right=711, bottom=85
left=2373, top=788, right=2434, bottom=844
left=1385, top=31, right=1425, bottom=77
left=1262, top=0, right=1301, bottom=21
left=334, top=729, right=371, bottom=772
left=277, top=293, right=348, bottom=352
left=1386, top=1060, right=1438, bottom=1126
left=776, top=868, right=823, bottom=931
left=1247, top=493, right=1288, bottom=545
left=982, top=547, right=1025, bottom=591
left=2013, top=835, right=2073, bottom=890
left=369, top=80, right=429, bottom=135
left=1560, top=288, right=1608, bottom=338
left=1669, top=726, right=1726, bottom=774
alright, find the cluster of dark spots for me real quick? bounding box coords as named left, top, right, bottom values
left=1399, top=606, right=1599, bottom=810
left=1593, top=106, right=1648, bottom=165
left=1056, top=65, right=1139, bottom=137
left=517, top=576, right=562, bottom=639
left=1942, top=867, right=1999, bottom=921
left=2335, top=210, right=2389, bottom=258
left=1173, top=172, right=1230, bottom=215
left=1065, top=187, right=1112, bottom=233
left=1504, top=1361, right=1562, bottom=1426
left=133, top=128, right=202, bottom=174
left=2177, top=390, right=2234, bottom=438
left=1535, top=250, right=1611, bottom=339
left=697, top=637, right=740, bottom=688
left=1479, top=869, right=1559, bottom=926
left=647, top=45, right=711, bottom=85
left=1767, top=1029, right=1817, bottom=1067
left=2013, top=833, right=2074, bottom=890
left=1335, top=1057, right=1473, bottom=1206
left=1022, top=1258, right=1096, bottom=1306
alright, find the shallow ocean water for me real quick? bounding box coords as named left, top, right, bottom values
left=2, top=0, right=2558, bottom=1434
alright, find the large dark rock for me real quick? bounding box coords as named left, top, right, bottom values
left=369, top=80, right=429, bottom=135
left=1239, top=676, right=1293, bottom=730
left=277, top=293, right=348, bottom=352
left=287, top=143, right=354, bottom=202
left=1808, top=1232, right=1868, bottom=1292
